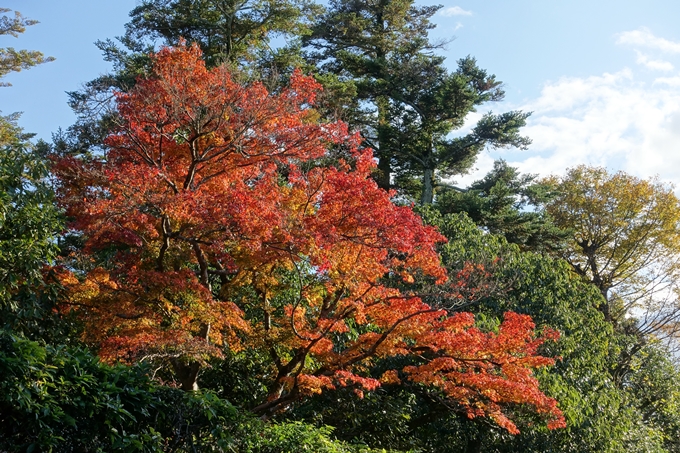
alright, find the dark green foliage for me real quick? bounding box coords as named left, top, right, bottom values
left=305, top=2, right=530, bottom=202
left=420, top=210, right=676, bottom=452
left=0, top=116, right=66, bottom=341
left=304, top=0, right=443, bottom=190
left=435, top=160, right=568, bottom=252
left=6, top=2, right=680, bottom=451
left=200, top=348, right=273, bottom=410
left=126, top=0, right=320, bottom=68
left=288, top=211, right=678, bottom=452
left=0, top=329, right=394, bottom=452
left=610, top=340, right=680, bottom=453
left=238, top=420, right=396, bottom=452
left=385, top=59, right=531, bottom=204
left=0, top=330, right=169, bottom=452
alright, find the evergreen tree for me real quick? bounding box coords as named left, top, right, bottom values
left=124, top=0, right=319, bottom=68
left=0, top=8, right=54, bottom=86
left=386, top=57, right=531, bottom=204
left=305, top=0, right=530, bottom=203
left=436, top=159, right=567, bottom=252
left=305, top=0, right=442, bottom=190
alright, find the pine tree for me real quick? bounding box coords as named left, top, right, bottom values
left=305, top=0, right=530, bottom=203
left=0, top=9, right=54, bottom=86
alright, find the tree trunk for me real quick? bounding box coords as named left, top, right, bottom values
left=595, top=279, right=612, bottom=323
left=421, top=166, right=435, bottom=205
left=170, top=359, right=201, bottom=391
left=599, top=294, right=612, bottom=323
left=169, top=323, right=210, bottom=391
left=376, top=150, right=392, bottom=191
left=375, top=95, right=391, bottom=191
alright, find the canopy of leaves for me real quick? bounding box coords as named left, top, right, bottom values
left=61, top=0, right=320, bottom=170
left=436, top=160, right=568, bottom=252
left=0, top=115, right=63, bottom=339
left=542, top=165, right=680, bottom=340
left=304, top=1, right=530, bottom=203
left=385, top=59, right=531, bottom=204
left=0, top=329, right=397, bottom=452
left=125, top=0, right=320, bottom=67
left=4, top=2, right=680, bottom=450
left=52, top=42, right=564, bottom=434
left=297, top=210, right=676, bottom=452
left=303, top=0, right=444, bottom=189
left=284, top=211, right=654, bottom=452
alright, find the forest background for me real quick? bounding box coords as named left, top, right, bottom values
left=2, top=1, right=680, bottom=452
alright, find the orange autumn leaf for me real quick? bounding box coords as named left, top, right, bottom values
left=53, top=41, right=564, bottom=433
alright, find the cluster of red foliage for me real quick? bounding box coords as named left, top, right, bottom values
left=53, top=42, right=565, bottom=433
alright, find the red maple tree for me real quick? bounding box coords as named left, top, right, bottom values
left=53, top=42, right=565, bottom=433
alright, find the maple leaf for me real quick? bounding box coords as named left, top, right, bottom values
left=53, top=42, right=564, bottom=433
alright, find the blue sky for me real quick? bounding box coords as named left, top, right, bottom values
left=3, top=1, right=680, bottom=188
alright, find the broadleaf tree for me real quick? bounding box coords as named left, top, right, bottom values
left=542, top=165, right=680, bottom=345
left=289, top=212, right=652, bottom=452
left=59, top=0, right=319, bottom=171
left=53, top=43, right=565, bottom=433
left=0, top=114, right=63, bottom=338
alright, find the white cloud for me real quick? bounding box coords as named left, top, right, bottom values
left=617, top=27, right=680, bottom=53
left=454, top=29, right=680, bottom=192
left=453, top=151, right=496, bottom=187
left=440, top=6, right=472, bottom=17
left=635, top=51, right=674, bottom=71
left=503, top=70, right=680, bottom=188
left=654, top=76, right=680, bottom=86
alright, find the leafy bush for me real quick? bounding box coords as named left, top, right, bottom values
left=0, top=329, right=395, bottom=452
